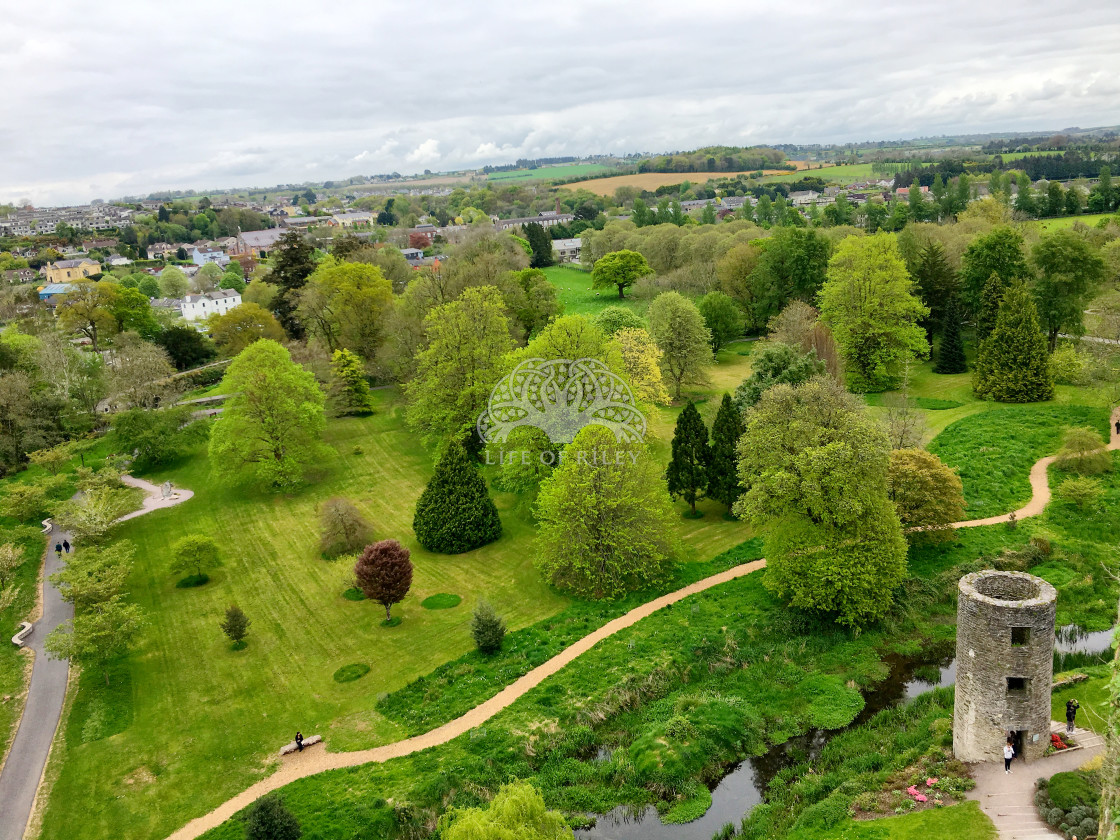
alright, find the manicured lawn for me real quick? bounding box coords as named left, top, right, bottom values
left=814, top=802, right=997, bottom=840
left=541, top=264, right=647, bottom=317
left=486, top=163, right=611, bottom=184
left=38, top=382, right=755, bottom=840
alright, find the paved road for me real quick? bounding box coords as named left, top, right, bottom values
left=0, top=530, right=74, bottom=840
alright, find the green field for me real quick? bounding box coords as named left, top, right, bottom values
left=1034, top=212, right=1119, bottom=231
left=541, top=264, right=647, bottom=317
left=762, top=163, right=879, bottom=184
left=998, top=150, right=1064, bottom=161
left=486, top=164, right=612, bottom=184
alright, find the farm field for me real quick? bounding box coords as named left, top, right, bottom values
left=1035, top=211, right=1118, bottom=231
left=998, top=150, right=1065, bottom=160
left=563, top=167, right=802, bottom=196
left=762, top=162, right=881, bottom=184
left=486, top=163, right=611, bottom=183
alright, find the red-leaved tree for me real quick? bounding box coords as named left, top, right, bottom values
left=354, top=539, right=413, bottom=621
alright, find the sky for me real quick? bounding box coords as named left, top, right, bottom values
left=4, top=0, right=1120, bottom=206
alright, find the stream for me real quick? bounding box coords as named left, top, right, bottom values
left=576, top=624, right=1113, bottom=840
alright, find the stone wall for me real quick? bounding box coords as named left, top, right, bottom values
left=953, top=570, right=1057, bottom=763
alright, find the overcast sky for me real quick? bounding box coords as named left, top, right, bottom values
left=4, top=0, right=1119, bottom=206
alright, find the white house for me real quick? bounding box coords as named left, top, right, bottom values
left=181, top=289, right=242, bottom=322
left=552, top=238, right=582, bottom=263
left=192, top=246, right=230, bottom=268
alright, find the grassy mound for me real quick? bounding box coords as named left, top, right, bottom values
left=421, top=593, right=461, bottom=610
left=332, top=664, right=371, bottom=684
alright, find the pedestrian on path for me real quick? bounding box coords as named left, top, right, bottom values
left=54, top=542, right=62, bottom=558
left=295, top=731, right=304, bottom=752
left=1115, top=419, right=1119, bottom=436
left=62, top=540, right=70, bottom=554
left=1067, top=698, right=1080, bottom=734
left=1004, top=739, right=1015, bottom=774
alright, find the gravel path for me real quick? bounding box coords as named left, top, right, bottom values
left=0, top=476, right=193, bottom=840
left=158, top=408, right=1119, bottom=840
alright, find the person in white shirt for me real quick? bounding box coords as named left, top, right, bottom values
left=1004, top=739, right=1015, bottom=773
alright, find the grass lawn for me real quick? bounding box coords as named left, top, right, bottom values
left=1052, top=665, right=1112, bottom=736
left=486, top=164, right=611, bottom=184
left=814, top=802, right=996, bottom=840
left=762, top=163, right=878, bottom=184
left=541, top=264, right=647, bottom=318
left=38, top=379, right=755, bottom=840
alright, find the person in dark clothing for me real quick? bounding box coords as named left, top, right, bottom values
left=54, top=543, right=62, bottom=558
left=1066, top=698, right=1080, bottom=734
left=62, top=540, right=70, bottom=554
left=295, top=731, right=304, bottom=752
left=1115, top=419, right=1119, bottom=436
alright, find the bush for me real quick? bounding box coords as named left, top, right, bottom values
left=1057, top=476, right=1103, bottom=509
left=245, top=794, right=301, bottom=840
left=318, top=497, right=374, bottom=559
left=1055, top=426, right=1112, bottom=474
left=1049, top=343, right=1092, bottom=385
left=470, top=601, right=506, bottom=654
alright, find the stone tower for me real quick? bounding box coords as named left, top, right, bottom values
left=953, top=570, right=1057, bottom=763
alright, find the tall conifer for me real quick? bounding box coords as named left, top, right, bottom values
left=933, top=298, right=968, bottom=374
left=708, top=394, right=745, bottom=514
left=413, top=440, right=502, bottom=553
left=665, top=401, right=711, bottom=515
left=974, top=281, right=1053, bottom=403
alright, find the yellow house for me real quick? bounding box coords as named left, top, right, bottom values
left=44, top=258, right=101, bottom=283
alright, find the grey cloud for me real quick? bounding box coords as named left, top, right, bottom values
left=3, top=0, right=1119, bottom=204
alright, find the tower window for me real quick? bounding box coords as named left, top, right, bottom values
left=1011, top=627, right=1030, bottom=646
left=1007, top=677, right=1027, bottom=693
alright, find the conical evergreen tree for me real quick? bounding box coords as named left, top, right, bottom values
left=976, top=271, right=1006, bottom=341
left=708, top=393, right=745, bottom=514
left=413, top=440, right=502, bottom=553
left=974, top=280, right=1054, bottom=403
left=933, top=297, right=968, bottom=374
left=329, top=348, right=374, bottom=415
left=913, top=241, right=958, bottom=338
left=665, top=401, right=711, bottom=515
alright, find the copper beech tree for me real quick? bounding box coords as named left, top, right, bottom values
left=354, top=539, right=413, bottom=622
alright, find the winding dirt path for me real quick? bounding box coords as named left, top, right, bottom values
left=164, top=412, right=1120, bottom=840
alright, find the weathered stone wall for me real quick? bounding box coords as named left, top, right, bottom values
left=953, top=570, right=1057, bottom=763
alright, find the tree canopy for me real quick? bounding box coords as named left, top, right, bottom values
left=973, top=280, right=1054, bottom=403
left=413, top=440, right=502, bottom=554
left=591, top=249, right=653, bottom=299
left=647, top=291, right=712, bottom=400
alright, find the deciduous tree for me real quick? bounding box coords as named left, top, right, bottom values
left=734, top=377, right=907, bottom=626
left=318, top=497, right=374, bottom=558
left=535, top=424, right=678, bottom=599
left=158, top=266, right=190, bottom=298
left=887, top=449, right=964, bottom=541
left=733, top=342, right=824, bottom=411
left=404, top=286, right=515, bottom=450
left=57, top=280, right=118, bottom=350
left=208, top=340, right=326, bottom=489
left=593, top=305, right=645, bottom=336
left=50, top=541, right=135, bottom=609
left=1055, top=426, right=1111, bottom=474
left=591, top=249, right=653, bottom=299
left=647, top=291, right=712, bottom=400
left=112, top=406, right=193, bottom=469
left=295, top=260, right=393, bottom=357
left=439, top=781, right=571, bottom=840
left=329, top=348, right=373, bottom=416
left=53, top=485, right=136, bottom=543
left=45, top=596, right=144, bottom=685
left=413, top=440, right=502, bottom=554
left=697, top=291, right=743, bottom=351
left=1031, top=230, right=1107, bottom=351
left=208, top=303, right=286, bottom=355
left=170, top=534, right=220, bottom=580
left=612, top=327, right=670, bottom=406
left=817, top=233, right=929, bottom=392
left=959, top=226, right=1031, bottom=315
left=354, top=539, right=413, bottom=621
left=219, top=604, right=250, bottom=646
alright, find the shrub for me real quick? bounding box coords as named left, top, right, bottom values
left=1054, top=426, right=1112, bottom=474
left=470, top=601, right=506, bottom=654
left=245, top=794, right=301, bottom=840
left=318, top=497, right=374, bottom=559
left=1057, top=476, right=1103, bottom=509
left=1049, top=343, right=1091, bottom=385
left=413, top=440, right=502, bottom=554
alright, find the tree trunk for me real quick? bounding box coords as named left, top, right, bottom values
left=1048, top=329, right=1059, bottom=354
left=384, top=603, right=391, bottom=621
left=617, top=285, right=625, bottom=299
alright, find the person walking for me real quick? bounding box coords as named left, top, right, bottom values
left=1004, top=738, right=1015, bottom=774
left=54, top=542, right=62, bottom=558
left=62, top=539, right=70, bottom=554
left=1066, top=698, right=1080, bottom=734
left=1114, top=419, right=1119, bottom=436
left=295, top=731, right=304, bottom=752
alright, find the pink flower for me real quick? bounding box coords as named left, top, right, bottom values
left=915, top=794, right=928, bottom=803
left=907, top=786, right=919, bottom=796
left=926, top=777, right=938, bottom=787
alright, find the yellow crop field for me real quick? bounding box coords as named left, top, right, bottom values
left=563, top=161, right=814, bottom=196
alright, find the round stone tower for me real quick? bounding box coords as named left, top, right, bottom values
left=953, top=570, right=1057, bottom=763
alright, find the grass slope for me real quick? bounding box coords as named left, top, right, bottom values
left=541, top=265, right=646, bottom=318
left=486, top=163, right=611, bottom=183
left=816, top=802, right=996, bottom=840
